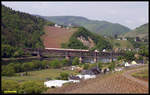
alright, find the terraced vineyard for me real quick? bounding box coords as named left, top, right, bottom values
left=42, top=26, right=78, bottom=48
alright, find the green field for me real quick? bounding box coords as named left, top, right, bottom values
left=108, top=39, right=133, bottom=49
left=2, top=68, right=77, bottom=83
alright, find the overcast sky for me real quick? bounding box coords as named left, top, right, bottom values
left=2, top=1, right=149, bottom=29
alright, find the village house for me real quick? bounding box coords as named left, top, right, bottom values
left=54, top=24, right=61, bottom=28
left=122, top=37, right=127, bottom=40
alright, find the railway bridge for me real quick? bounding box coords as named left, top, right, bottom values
left=23, top=48, right=125, bottom=63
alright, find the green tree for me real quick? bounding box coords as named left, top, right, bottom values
left=139, top=45, right=149, bottom=57
left=83, top=63, right=89, bottom=70
left=2, top=80, right=20, bottom=93
left=98, top=62, right=103, bottom=69
left=124, top=51, right=135, bottom=61
left=2, top=65, right=15, bottom=76
left=72, top=57, right=79, bottom=65
left=60, top=72, right=69, bottom=80
left=41, top=60, right=49, bottom=69
left=50, top=59, right=62, bottom=68
left=32, top=60, right=42, bottom=69
left=61, top=59, right=69, bottom=66
left=13, top=48, right=24, bottom=57
left=1, top=44, right=15, bottom=58
left=108, top=62, right=116, bottom=71
left=13, top=63, right=22, bottom=73
left=19, top=81, right=48, bottom=94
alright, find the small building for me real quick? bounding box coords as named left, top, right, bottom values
left=54, top=24, right=61, bottom=28
left=122, top=38, right=127, bottom=40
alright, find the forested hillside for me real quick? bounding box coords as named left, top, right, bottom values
left=41, top=16, right=131, bottom=36
left=62, top=27, right=112, bottom=51
left=1, top=5, right=54, bottom=58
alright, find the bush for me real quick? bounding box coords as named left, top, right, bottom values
left=60, top=72, right=69, bottom=80
left=124, top=51, right=136, bottom=61
left=1, top=44, right=15, bottom=58
left=72, top=57, right=79, bottom=65
left=2, top=80, right=19, bottom=93
left=108, top=62, right=116, bottom=71
left=83, top=64, right=89, bottom=70
left=41, top=60, right=49, bottom=69
left=61, top=59, right=69, bottom=66
left=14, top=63, right=22, bottom=73
left=32, top=60, right=42, bottom=69
left=22, top=62, right=34, bottom=72
left=2, top=65, right=15, bottom=76
left=13, top=48, right=24, bottom=57
left=19, top=81, right=48, bottom=94
left=98, top=62, right=103, bottom=69
left=49, top=59, right=62, bottom=68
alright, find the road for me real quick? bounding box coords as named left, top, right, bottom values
left=46, top=65, right=148, bottom=94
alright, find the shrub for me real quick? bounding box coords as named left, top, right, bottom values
left=72, top=57, right=79, bottom=65
left=19, top=81, right=48, bottom=94
left=60, top=72, right=69, bottom=80
left=108, top=62, right=116, bottom=71
left=14, top=63, right=22, bottom=73
left=98, top=62, right=103, bottom=69
left=2, top=80, right=19, bottom=93
left=49, top=59, right=62, bottom=68
left=83, top=64, right=89, bottom=70
left=61, top=59, right=69, bottom=66
left=32, top=60, right=42, bottom=69
left=41, top=60, right=49, bottom=69
left=2, top=65, right=15, bottom=76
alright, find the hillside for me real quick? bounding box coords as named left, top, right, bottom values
left=42, top=26, right=78, bottom=48
left=107, top=38, right=133, bottom=49
left=61, top=27, right=112, bottom=51
left=121, top=23, right=149, bottom=39
left=1, top=5, right=54, bottom=58
left=40, top=16, right=131, bottom=36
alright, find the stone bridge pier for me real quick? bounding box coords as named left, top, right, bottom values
left=65, top=52, right=70, bottom=60
left=79, top=57, right=82, bottom=63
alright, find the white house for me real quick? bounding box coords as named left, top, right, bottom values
left=122, top=38, right=127, bottom=40
left=54, top=24, right=61, bottom=28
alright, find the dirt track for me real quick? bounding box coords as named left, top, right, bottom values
left=46, top=66, right=149, bottom=94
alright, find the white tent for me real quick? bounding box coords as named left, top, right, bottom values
left=124, top=62, right=130, bottom=67
left=131, top=61, right=137, bottom=65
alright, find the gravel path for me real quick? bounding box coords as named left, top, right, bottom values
left=46, top=66, right=149, bottom=94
